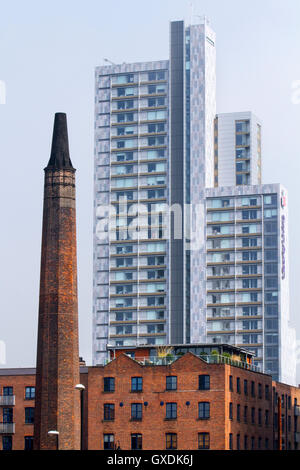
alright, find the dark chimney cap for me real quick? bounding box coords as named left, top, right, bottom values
left=46, top=113, right=74, bottom=170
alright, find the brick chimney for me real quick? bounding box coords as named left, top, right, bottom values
left=34, top=113, right=80, bottom=450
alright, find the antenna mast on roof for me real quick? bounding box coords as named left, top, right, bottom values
left=104, top=58, right=116, bottom=65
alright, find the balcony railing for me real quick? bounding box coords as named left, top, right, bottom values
left=0, top=396, right=15, bottom=406
left=108, top=354, right=260, bottom=373
left=0, top=423, right=15, bottom=434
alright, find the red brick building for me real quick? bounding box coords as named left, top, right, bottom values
left=1, top=350, right=300, bottom=450
left=87, top=352, right=273, bottom=451
left=0, top=368, right=35, bottom=451
left=272, top=380, right=300, bottom=450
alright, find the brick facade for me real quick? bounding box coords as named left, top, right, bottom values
left=0, top=370, right=35, bottom=450
left=87, top=353, right=274, bottom=450
left=272, top=381, right=300, bottom=450
left=1, top=354, right=300, bottom=450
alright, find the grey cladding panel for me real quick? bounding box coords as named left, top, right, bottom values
left=170, top=21, right=184, bottom=344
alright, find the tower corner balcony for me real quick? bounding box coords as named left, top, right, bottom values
left=0, top=423, right=15, bottom=434
left=0, top=395, right=15, bottom=406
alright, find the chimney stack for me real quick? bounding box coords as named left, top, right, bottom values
left=34, top=113, right=80, bottom=450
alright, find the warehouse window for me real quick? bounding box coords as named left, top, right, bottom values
left=198, top=433, right=210, bottom=450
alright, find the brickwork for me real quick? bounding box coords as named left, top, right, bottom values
left=272, top=380, right=300, bottom=450
left=33, top=114, right=80, bottom=450
left=0, top=371, right=35, bottom=450
left=1, top=355, right=300, bottom=450
left=87, top=353, right=276, bottom=450
left=0, top=369, right=87, bottom=450
left=224, top=365, right=273, bottom=450
left=88, top=353, right=226, bottom=450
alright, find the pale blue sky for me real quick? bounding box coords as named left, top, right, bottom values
left=0, top=0, right=300, bottom=377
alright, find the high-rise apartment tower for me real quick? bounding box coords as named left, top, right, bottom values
left=93, top=19, right=216, bottom=365
left=198, top=184, right=296, bottom=385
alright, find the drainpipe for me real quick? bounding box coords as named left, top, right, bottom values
left=278, top=397, right=282, bottom=450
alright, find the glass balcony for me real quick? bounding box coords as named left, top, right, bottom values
left=236, top=121, right=250, bottom=133
left=0, top=423, right=15, bottom=434
left=0, top=396, right=15, bottom=406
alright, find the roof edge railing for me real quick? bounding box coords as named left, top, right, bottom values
left=106, top=354, right=260, bottom=372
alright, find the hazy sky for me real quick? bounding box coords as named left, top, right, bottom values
left=1, top=0, right=300, bottom=378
